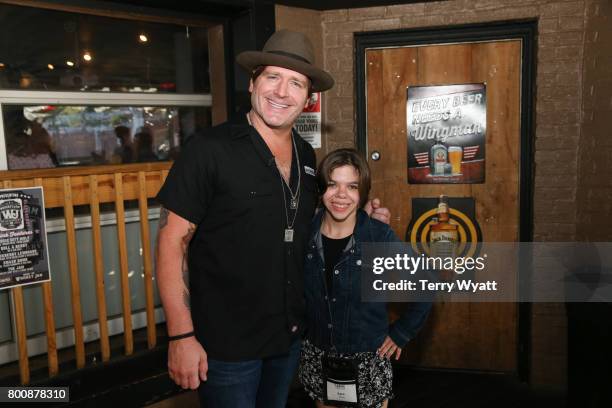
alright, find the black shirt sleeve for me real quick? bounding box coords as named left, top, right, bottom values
left=156, top=135, right=216, bottom=224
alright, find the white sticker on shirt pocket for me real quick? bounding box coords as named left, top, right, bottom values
left=304, top=165, right=315, bottom=176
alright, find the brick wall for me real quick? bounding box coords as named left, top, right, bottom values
left=276, top=0, right=612, bottom=390
left=576, top=0, right=612, bottom=241
left=275, top=5, right=323, bottom=68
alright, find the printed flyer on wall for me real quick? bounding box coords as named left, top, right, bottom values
left=295, top=92, right=321, bottom=149
left=0, top=187, right=50, bottom=290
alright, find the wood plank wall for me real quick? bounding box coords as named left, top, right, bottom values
left=365, top=41, right=521, bottom=372
left=0, top=162, right=170, bottom=384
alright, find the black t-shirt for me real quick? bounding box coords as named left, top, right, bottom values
left=322, top=234, right=352, bottom=294
left=156, top=118, right=318, bottom=361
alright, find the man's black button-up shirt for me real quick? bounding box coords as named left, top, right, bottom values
left=156, top=118, right=317, bottom=361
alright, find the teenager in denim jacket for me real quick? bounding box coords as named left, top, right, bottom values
left=299, top=149, right=431, bottom=408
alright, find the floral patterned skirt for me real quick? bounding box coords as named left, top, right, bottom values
left=298, top=339, right=393, bottom=408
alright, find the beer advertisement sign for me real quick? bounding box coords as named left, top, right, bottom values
left=406, top=84, right=486, bottom=184
left=0, top=187, right=50, bottom=290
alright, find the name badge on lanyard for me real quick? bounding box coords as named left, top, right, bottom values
left=322, top=355, right=359, bottom=406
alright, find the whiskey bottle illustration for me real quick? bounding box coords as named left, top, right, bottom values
left=430, top=195, right=458, bottom=259
left=430, top=138, right=448, bottom=176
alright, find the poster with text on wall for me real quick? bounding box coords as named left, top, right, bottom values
left=0, top=187, right=50, bottom=290
left=295, top=92, right=321, bottom=149
left=407, top=83, right=486, bottom=184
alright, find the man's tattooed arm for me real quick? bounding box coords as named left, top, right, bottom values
left=180, top=223, right=196, bottom=309
left=159, top=207, right=170, bottom=230
left=156, top=207, right=196, bottom=311
left=155, top=206, right=205, bottom=387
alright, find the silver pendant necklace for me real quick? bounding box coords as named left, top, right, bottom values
left=246, top=112, right=301, bottom=241
left=278, top=148, right=301, bottom=210
left=280, top=135, right=301, bottom=242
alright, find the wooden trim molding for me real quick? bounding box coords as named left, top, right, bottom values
left=0, top=162, right=172, bottom=181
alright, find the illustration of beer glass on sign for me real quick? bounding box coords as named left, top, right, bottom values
left=448, top=146, right=462, bottom=175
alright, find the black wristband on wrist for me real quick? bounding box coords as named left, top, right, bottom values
left=168, top=331, right=195, bottom=341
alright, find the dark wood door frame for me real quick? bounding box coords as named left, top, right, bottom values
left=354, top=20, right=537, bottom=381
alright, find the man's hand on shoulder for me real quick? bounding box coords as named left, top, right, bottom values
left=168, top=337, right=208, bottom=389
left=364, top=198, right=391, bottom=225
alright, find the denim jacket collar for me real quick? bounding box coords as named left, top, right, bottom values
left=309, top=208, right=375, bottom=259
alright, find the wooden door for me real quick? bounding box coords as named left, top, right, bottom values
left=365, top=41, right=521, bottom=372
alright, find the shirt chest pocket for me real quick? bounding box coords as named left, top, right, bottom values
left=223, top=180, right=277, bottom=212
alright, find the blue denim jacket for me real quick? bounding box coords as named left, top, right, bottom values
left=303, top=209, right=431, bottom=353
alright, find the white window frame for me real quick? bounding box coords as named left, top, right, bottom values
left=0, top=90, right=212, bottom=170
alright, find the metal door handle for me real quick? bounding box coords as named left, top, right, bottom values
left=371, top=151, right=381, bottom=161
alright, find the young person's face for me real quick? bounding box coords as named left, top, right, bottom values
left=249, top=66, right=310, bottom=131
left=322, top=165, right=361, bottom=223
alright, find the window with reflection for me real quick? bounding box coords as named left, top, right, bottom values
left=0, top=3, right=210, bottom=93
left=3, top=105, right=211, bottom=169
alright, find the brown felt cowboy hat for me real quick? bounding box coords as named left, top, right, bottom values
left=236, top=30, right=334, bottom=92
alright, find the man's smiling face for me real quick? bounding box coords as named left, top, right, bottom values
left=249, top=66, right=310, bottom=131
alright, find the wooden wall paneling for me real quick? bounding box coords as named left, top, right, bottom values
left=11, top=286, right=29, bottom=384
left=34, top=177, right=59, bottom=377
left=89, top=175, right=111, bottom=362
left=0, top=163, right=171, bottom=209
left=470, top=41, right=521, bottom=240
left=417, top=43, right=474, bottom=85
left=114, top=173, right=134, bottom=356
left=410, top=44, right=475, bottom=368
left=468, top=40, right=521, bottom=371
left=381, top=47, right=418, bottom=238
left=62, top=176, right=86, bottom=368
left=4, top=173, right=167, bottom=208
left=28, top=178, right=61, bottom=208
left=40, top=282, right=57, bottom=376
left=379, top=46, right=432, bottom=365
left=72, top=173, right=133, bottom=206
left=208, top=24, right=228, bottom=126
left=0, top=163, right=171, bottom=181
left=365, top=49, right=385, bottom=204
left=138, top=171, right=156, bottom=348
left=367, top=41, right=521, bottom=371
left=0, top=166, right=167, bottom=378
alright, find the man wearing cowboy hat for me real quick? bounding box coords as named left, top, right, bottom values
left=155, top=30, right=389, bottom=407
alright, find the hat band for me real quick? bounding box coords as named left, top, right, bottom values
left=267, top=50, right=311, bottom=65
